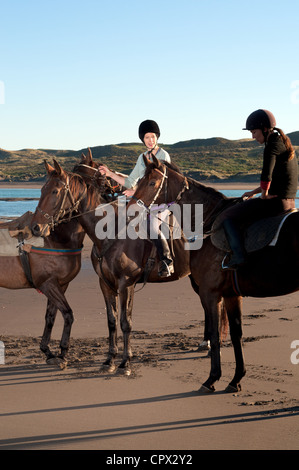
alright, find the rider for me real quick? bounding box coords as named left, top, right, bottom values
left=99, top=120, right=174, bottom=278
left=222, top=109, right=298, bottom=270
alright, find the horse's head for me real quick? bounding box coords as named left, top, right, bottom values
left=127, top=154, right=188, bottom=210
left=73, top=148, right=122, bottom=197
left=31, top=159, right=87, bottom=237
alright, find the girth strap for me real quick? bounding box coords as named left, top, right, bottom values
left=18, top=233, right=35, bottom=288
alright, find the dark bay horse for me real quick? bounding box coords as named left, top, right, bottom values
left=31, top=156, right=192, bottom=375
left=1, top=154, right=116, bottom=366
left=0, top=161, right=86, bottom=365
left=128, top=155, right=299, bottom=392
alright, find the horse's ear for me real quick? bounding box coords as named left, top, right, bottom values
left=87, top=147, right=93, bottom=163
left=152, top=154, right=160, bottom=168
left=53, top=159, right=64, bottom=176
left=80, top=152, right=87, bottom=164
left=44, top=160, right=55, bottom=175
left=143, top=154, right=151, bottom=167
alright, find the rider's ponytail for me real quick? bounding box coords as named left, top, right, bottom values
left=274, top=127, right=295, bottom=161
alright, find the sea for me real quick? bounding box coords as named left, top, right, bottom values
left=0, top=187, right=299, bottom=218
left=0, top=188, right=41, bottom=218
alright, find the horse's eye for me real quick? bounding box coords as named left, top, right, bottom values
left=52, top=189, right=59, bottom=195
left=149, top=181, right=156, bottom=187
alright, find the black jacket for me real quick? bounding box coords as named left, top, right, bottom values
left=261, top=133, right=298, bottom=199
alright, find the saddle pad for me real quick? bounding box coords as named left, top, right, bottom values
left=0, top=211, right=34, bottom=232
left=0, top=229, right=44, bottom=256
left=211, top=210, right=298, bottom=253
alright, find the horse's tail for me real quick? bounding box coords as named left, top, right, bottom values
left=220, top=300, right=229, bottom=344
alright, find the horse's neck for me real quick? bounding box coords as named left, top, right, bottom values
left=45, top=219, right=85, bottom=249
left=78, top=190, right=119, bottom=245
left=179, top=178, right=225, bottom=214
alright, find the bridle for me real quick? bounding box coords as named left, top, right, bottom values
left=131, top=165, right=189, bottom=212
left=74, top=163, right=121, bottom=195
left=37, top=174, right=87, bottom=231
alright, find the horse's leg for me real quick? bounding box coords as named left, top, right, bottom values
left=118, top=285, right=134, bottom=375
left=40, top=300, right=59, bottom=362
left=223, top=296, right=246, bottom=392
left=100, top=278, right=119, bottom=372
left=188, top=275, right=210, bottom=351
left=40, top=283, right=69, bottom=363
left=198, top=294, right=223, bottom=393
left=38, top=279, right=74, bottom=364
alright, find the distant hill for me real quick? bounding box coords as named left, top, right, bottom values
left=0, top=131, right=298, bottom=182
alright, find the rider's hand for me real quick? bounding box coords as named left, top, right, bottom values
left=242, top=190, right=256, bottom=199
left=123, top=188, right=135, bottom=197
left=99, top=165, right=111, bottom=177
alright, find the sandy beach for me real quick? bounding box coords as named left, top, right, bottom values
left=0, top=229, right=298, bottom=452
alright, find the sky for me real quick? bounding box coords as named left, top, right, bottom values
left=0, top=0, right=299, bottom=150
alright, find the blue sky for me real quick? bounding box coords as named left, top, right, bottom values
left=1, top=0, right=298, bottom=150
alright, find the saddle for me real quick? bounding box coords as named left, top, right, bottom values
left=0, top=211, right=44, bottom=256
left=211, top=209, right=298, bottom=253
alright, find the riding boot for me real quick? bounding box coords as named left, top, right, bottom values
left=222, top=219, right=246, bottom=270
left=152, top=237, right=174, bottom=277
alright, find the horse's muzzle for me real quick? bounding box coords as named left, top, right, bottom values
left=32, top=223, right=51, bottom=238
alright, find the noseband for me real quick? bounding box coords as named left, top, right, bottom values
left=37, top=174, right=87, bottom=231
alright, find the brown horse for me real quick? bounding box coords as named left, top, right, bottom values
left=128, top=155, right=299, bottom=392
left=1, top=154, right=115, bottom=365
left=31, top=155, right=192, bottom=375
left=0, top=161, right=86, bottom=365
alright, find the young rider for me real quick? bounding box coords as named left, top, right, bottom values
left=99, top=120, right=174, bottom=277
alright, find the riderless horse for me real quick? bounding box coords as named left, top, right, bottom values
left=0, top=155, right=115, bottom=365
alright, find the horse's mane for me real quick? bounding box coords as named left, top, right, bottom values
left=145, top=159, right=227, bottom=202
left=144, top=159, right=183, bottom=177
left=186, top=175, right=228, bottom=201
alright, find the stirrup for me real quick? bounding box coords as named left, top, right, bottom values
left=158, top=259, right=174, bottom=277
left=222, top=253, right=245, bottom=271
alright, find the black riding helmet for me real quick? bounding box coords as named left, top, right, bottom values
left=138, top=120, right=160, bottom=142
left=243, top=109, right=276, bottom=131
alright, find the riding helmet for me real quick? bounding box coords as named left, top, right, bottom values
left=138, top=120, right=160, bottom=142
left=243, top=109, right=276, bottom=130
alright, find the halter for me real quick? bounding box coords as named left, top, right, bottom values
left=132, top=166, right=169, bottom=212
left=132, top=166, right=189, bottom=212
left=37, top=174, right=87, bottom=231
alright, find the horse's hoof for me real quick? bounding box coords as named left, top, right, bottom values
left=101, top=363, right=116, bottom=373
left=196, top=340, right=210, bottom=352
left=46, top=357, right=67, bottom=369
left=198, top=384, right=215, bottom=393
left=225, top=383, right=241, bottom=393
left=117, top=366, right=131, bottom=376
